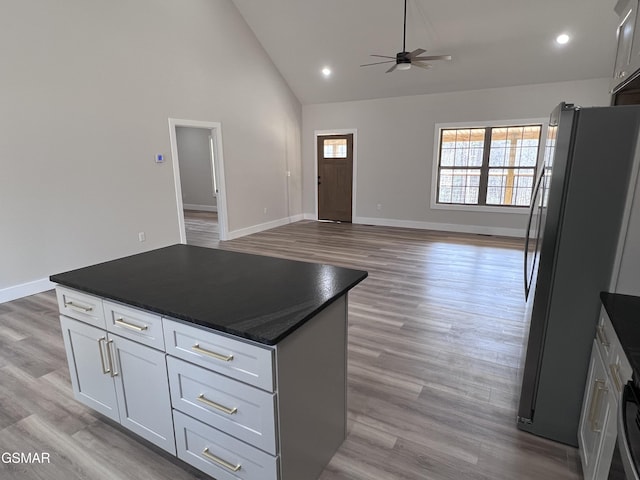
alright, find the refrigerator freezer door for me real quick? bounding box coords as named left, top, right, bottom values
left=518, top=104, right=576, bottom=424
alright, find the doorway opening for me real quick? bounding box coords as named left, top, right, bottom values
left=315, top=130, right=357, bottom=222
left=168, top=119, right=228, bottom=244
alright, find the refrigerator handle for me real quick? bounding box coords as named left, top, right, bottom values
left=524, top=172, right=545, bottom=299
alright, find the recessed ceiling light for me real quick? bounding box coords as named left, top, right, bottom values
left=556, top=33, right=570, bottom=45
left=322, top=67, right=332, bottom=77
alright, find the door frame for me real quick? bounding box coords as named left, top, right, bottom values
left=313, top=129, right=358, bottom=220
left=168, top=118, right=229, bottom=241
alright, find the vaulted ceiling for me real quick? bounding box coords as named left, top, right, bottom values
left=232, top=0, right=619, bottom=104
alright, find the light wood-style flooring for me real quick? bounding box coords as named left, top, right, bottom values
left=0, top=218, right=582, bottom=480
left=184, top=210, right=218, bottom=246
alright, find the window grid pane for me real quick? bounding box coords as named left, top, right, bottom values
left=440, top=128, right=485, bottom=167
left=486, top=168, right=535, bottom=206
left=438, top=168, right=480, bottom=204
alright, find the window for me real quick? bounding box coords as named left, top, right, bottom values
left=323, top=138, right=348, bottom=158
left=435, top=123, right=543, bottom=208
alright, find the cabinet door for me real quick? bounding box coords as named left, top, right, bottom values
left=578, top=341, right=612, bottom=480
left=613, top=0, right=638, bottom=89
left=59, top=316, right=119, bottom=422
left=593, top=387, right=620, bottom=480
left=109, top=334, right=176, bottom=454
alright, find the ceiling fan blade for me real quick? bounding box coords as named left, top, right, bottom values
left=386, top=64, right=398, bottom=73
left=413, top=55, right=452, bottom=61
left=408, top=48, right=426, bottom=58
left=360, top=60, right=395, bottom=67
left=370, top=54, right=396, bottom=59
left=412, top=62, right=432, bottom=70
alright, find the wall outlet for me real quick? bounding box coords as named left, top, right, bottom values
left=138, top=232, right=146, bottom=242
left=263, top=207, right=268, bottom=214
left=376, top=203, right=382, bottom=211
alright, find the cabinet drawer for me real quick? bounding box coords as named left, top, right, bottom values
left=56, top=287, right=105, bottom=329
left=174, top=410, right=278, bottom=480
left=163, top=319, right=274, bottom=391
left=167, top=356, right=276, bottom=454
left=104, top=300, right=164, bottom=350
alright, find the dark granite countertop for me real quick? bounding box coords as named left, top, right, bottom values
left=50, top=244, right=368, bottom=345
left=601, top=292, right=640, bottom=376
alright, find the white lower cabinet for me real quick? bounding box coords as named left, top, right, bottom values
left=59, top=315, right=175, bottom=454
left=578, top=308, right=633, bottom=479
left=578, top=341, right=615, bottom=480
left=60, top=315, right=119, bottom=421
left=58, top=286, right=349, bottom=480
left=174, top=410, right=278, bottom=480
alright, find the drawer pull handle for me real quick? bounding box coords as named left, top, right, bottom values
left=596, top=325, right=610, bottom=348
left=197, top=394, right=238, bottom=415
left=97, top=337, right=110, bottom=374
left=201, top=448, right=241, bottom=472
left=192, top=344, right=234, bottom=362
left=64, top=300, right=93, bottom=313
left=610, top=363, right=623, bottom=393
left=115, top=318, right=148, bottom=332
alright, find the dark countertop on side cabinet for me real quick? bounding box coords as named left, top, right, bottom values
left=50, top=244, right=368, bottom=345
left=601, top=292, right=640, bottom=376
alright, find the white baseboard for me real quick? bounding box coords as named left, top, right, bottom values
left=184, top=204, right=217, bottom=212
left=353, top=216, right=525, bottom=238
left=226, top=214, right=305, bottom=240
left=0, top=278, right=56, bottom=304
left=303, top=213, right=317, bottom=220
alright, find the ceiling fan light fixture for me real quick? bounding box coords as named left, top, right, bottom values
left=397, top=63, right=411, bottom=71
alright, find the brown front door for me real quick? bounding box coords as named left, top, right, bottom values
left=317, top=134, right=353, bottom=222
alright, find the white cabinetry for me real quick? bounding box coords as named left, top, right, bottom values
left=56, top=285, right=349, bottom=480
left=611, top=0, right=640, bottom=92
left=57, top=287, right=175, bottom=454
left=578, top=307, right=632, bottom=479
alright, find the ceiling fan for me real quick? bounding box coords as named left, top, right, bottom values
left=361, top=0, right=451, bottom=73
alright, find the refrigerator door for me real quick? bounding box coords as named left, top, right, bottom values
left=518, top=103, right=577, bottom=424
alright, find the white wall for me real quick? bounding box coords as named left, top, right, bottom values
left=302, top=78, right=611, bottom=236
left=0, top=0, right=301, bottom=298
left=176, top=127, right=217, bottom=211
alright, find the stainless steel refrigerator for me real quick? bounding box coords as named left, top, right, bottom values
left=517, top=102, right=640, bottom=446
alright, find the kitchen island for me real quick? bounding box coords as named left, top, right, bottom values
left=50, top=244, right=367, bottom=480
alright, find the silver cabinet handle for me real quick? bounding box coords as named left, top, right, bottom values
left=201, top=448, right=241, bottom=472
left=64, top=300, right=93, bottom=313
left=197, top=394, right=237, bottom=415
left=610, top=363, right=623, bottom=393
left=596, top=325, right=610, bottom=348
left=97, top=337, right=110, bottom=374
left=589, top=379, right=607, bottom=433
left=106, top=339, right=118, bottom=377
left=192, top=344, right=234, bottom=362
left=115, top=318, right=148, bottom=332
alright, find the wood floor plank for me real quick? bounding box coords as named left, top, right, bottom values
left=0, top=217, right=582, bottom=479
